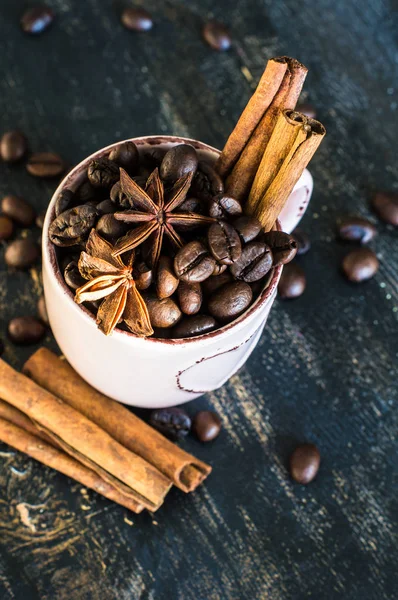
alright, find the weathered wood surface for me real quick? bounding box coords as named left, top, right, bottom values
left=0, top=0, right=397, bottom=598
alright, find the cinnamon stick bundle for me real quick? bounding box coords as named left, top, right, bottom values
left=23, top=348, right=212, bottom=492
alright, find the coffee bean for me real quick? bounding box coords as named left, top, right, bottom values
left=0, top=216, right=14, bottom=241
left=337, top=216, right=376, bottom=243
left=156, top=256, right=179, bottom=299
left=208, top=194, right=242, bottom=219
left=202, top=21, right=232, bottom=51
left=178, top=197, right=204, bottom=214
left=37, top=295, right=49, bottom=325
left=1, top=195, right=36, bottom=227
left=27, top=152, right=65, bottom=177
left=341, top=248, right=379, bottom=282
left=95, top=213, right=128, bottom=242
left=88, top=158, right=119, bottom=189
left=212, top=263, right=227, bottom=276
left=208, top=220, right=242, bottom=266
left=230, top=242, right=273, bottom=282
left=0, top=131, right=27, bottom=162
left=35, top=212, right=46, bottom=229
left=160, top=145, right=198, bottom=183
left=290, top=443, right=320, bottom=484
left=121, top=7, right=153, bottom=32
left=177, top=281, right=202, bottom=315
left=278, top=263, right=306, bottom=298
left=8, top=316, right=45, bottom=345
left=208, top=281, right=252, bottom=322
left=5, top=239, right=39, bottom=269
left=193, top=411, right=222, bottom=442
left=174, top=240, right=216, bottom=283
left=77, top=180, right=97, bottom=203
left=21, top=5, right=54, bottom=34
left=172, top=315, right=217, bottom=338
left=262, top=231, right=298, bottom=266
left=110, top=181, right=131, bottom=208
left=149, top=407, right=191, bottom=440
left=54, top=188, right=75, bottom=217
left=133, top=261, right=153, bottom=290
left=96, top=199, right=116, bottom=215
left=49, top=205, right=99, bottom=247
left=371, top=191, right=398, bottom=226
left=144, top=295, right=182, bottom=328
left=233, top=216, right=262, bottom=244
left=109, top=142, right=139, bottom=173
left=292, top=228, right=310, bottom=255
left=297, top=103, right=316, bottom=119
left=202, top=271, right=232, bottom=296
left=64, top=260, right=85, bottom=290
left=191, top=161, right=224, bottom=203
left=142, top=148, right=167, bottom=170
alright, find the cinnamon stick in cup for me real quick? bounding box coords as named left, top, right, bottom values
left=23, top=348, right=212, bottom=492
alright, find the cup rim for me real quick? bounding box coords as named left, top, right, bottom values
left=43, top=135, right=282, bottom=347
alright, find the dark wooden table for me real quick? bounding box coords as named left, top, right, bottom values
left=0, top=1, right=397, bottom=598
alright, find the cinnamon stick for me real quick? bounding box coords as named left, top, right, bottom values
left=0, top=358, right=171, bottom=511
left=23, top=348, right=212, bottom=493
left=0, top=400, right=144, bottom=513
left=226, top=58, right=308, bottom=202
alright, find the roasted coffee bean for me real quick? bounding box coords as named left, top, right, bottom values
left=251, top=268, right=275, bottom=297
left=144, top=295, right=182, bottom=328
left=212, top=262, right=227, bottom=276
left=178, top=197, right=204, bottom=214
left=109, top=142, right=139, bottom=173
left=54, top=188, right=75, bottom=217
left=174, top=240, right=216, bottom=283
left=290, top=443, right=320, bottom=484
left=191, top=161, right=224, bottom=203
left=5, top=239, right=39, bottom=269
left=142, top=148, right=167, bottom=169
left=230, top=242, right=273, bottom=282
left=202, top=271, right=232, bottom=296
left=193, top=411, right=222, bottom=442
left=233, top=215, right=262, bottom=243
left=0, top=130, right=27, bottom=162
left=208, top=281, right=252, bottom=322
left=178, top=281, right=202, bottom=315
left=8, top=316, right=45, bottom=345
left=133, top=261, right=152, bottom=290
left=110, top=181, right=131, bottom=208
left=21, top=5, right=54, bottom=34
left=0, top=216, right=14, bottom=241
left=121, top=7, right=153, bottom=31
left=341, top=248, right=379, bottom=282
left=278, top=263, right=306, bottom=298
left=371, top=191, right=398, bottom=226
left=149, top=407, right=191, bottom=440
left=27, top=152, right=65, bottom=177
left=64, top=261, right=85, bottom=290
left=1, top=195, right=35, bottom=227
left=297, top=103, right=316, bottom=119
left=172, top=315, right=217, bottom=338
left=160, top=144, right=198, bottom=182
left=133, top=175, right=148, bottom=188
left=96, top=199, right=116, bottom=215
left=208, top=194, right=242, bottom=219
left=96, top=214, right=128, bottom=242
left=292, top=228, right=310, bottom=255
left=262, top=231, right=297, bottom=266
left=49, top=205, right=98, bottom=247
left=156, top=256, right=179, bottom=299
left=35, top=212, right=46, bottom=229
left=77, top=180, right=97, bottom=203
left=208, top=220, right=241, bottom=265
left=202, top=21, right=232, bottom=51
left=88, top=158, right=119, bottom=189
left=337, top=216, right=376, bottom=243
left=37, top=295, right=49, bottom=325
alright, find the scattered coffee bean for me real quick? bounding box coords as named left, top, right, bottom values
left=208, top=220, right=242, bottom=265
left=178, top=281, right=202, bottom=315
left=191, top=161, right=224, bottom=203
left=96, top=213, right=128, bottom=242
left=230, top=242, right=273, bottom=282
left=278, top=263, right=306, bottom=298
left=208, top=194, right=242, bottom=219
left=37, top=295, right=49, bottom=325
left=202, top=21, right=232, bottom=51
left=144, top=295, right=182, bottom=328
left=64, top=260, right=85, bottom=290
left=0, top=131, right=27, bottom=162
left=262, top=231, right=297, bottom=266
left=337, top=216, right=376, bottom=243
left=208, top=281, right=252, bottom=322
left=0, top=216, right=14, bottom=241
left=21, top=5, right=54, bottom=34
left=8, top=316, right=45, bottom=345
left=49, top=205, right=98, bottom=247
left=5, top=239, right=39, bottom=269
left=156, top=256, right=179, bottom=299
left=149, top=407, right=191, bottom=440
left=1, top=195, right=35, bottom=227
left=172, top=315, right=217, bottom=338
left=54, top=188, right=75, bottom=217
left=297, top=103, right=316, bottom=119
left=233, top=215, right=262, bottom=243
left=77, top=180, right=97, bottom=203
left=290, top=443, right=320, bottom=484
left=371, top=191, right=398, bottom=226
left=88, top=158, right=119, bottom=188
left=96, top=199, right=116, bottom=215
left=35, top=212, right=46, bottom=229
left=193, top=411, right=222, bottom=442
left=27, top=152, right=65, bottom=177
left=109, top=142, right=139, bottom=173
left=202, top=271, right=232, bottom=296
left=160, top=145, right=198, bottom=182
left=292, top=228, right=310, bottom=255
left=121, top=7, right=153, bottom=32
left=341, top=248, right=379, bottom=282
left=174, top=240, right=216, bottom=283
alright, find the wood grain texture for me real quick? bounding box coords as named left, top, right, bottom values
left=0, top=0, right=397, bottom=598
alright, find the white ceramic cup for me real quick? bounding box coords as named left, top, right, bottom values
left=42, top=136, right=313, bottom=408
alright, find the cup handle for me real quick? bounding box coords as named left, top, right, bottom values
left=277, top=169, right=313, bottom=234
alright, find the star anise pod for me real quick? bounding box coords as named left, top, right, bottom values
left=74, top=229, right=153, bottom=337
left=111, top=168, right=215, bottom=267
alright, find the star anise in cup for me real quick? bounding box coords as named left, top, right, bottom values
left=111, top=168, right=215, bottom=267
left=74, top=229, right=153, bottom=337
